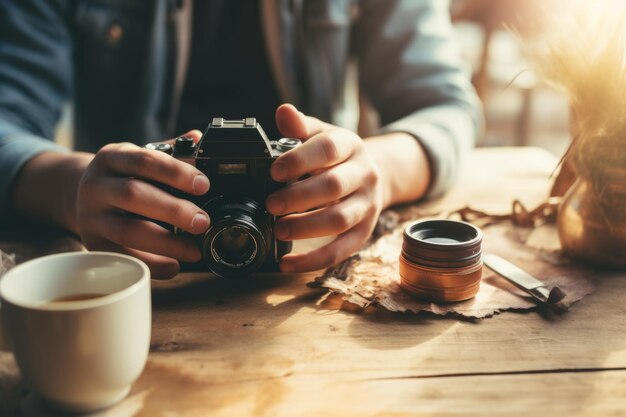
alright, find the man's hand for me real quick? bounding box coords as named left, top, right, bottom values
left=267, top=104, right=386, bottom=273
left=76, top=130, right=210, bottom=279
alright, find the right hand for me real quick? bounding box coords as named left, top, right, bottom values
left=76, top=130, right=210, bottom=279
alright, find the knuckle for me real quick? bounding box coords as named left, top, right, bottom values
left=324, top=171, right=345, bottom=199
left=118, top=179, right=143, bottom=202
left=130, top=150, right=156, bottom=173
left=364, top=168, right=380, bottom=187
left=167, top=199, right=191, bottom=225
left=117, top=142, right=139, bottom=153
left=94, top=143, right=120, bottom=163
left=99, top=142, right=120, bottom=153
left=280, top=153, right=300, bottom=176
left=319, top=135, right=340, bottom=162
left=365, top=202, right=378, bottom=218
left=331, top=209, right=353, bottom=232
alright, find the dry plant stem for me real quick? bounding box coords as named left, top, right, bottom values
left=533, top=2, right=626, bottom=221
left=450, top=198, right=561, bottom=229
left=529, top=2, right=626, bottom=267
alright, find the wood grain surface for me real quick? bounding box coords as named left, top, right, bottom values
left=2, top=148, right=625, bottom=417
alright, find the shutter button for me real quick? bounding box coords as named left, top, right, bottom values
left=276, top=138, right=301, bottom=152
left=174, top=136, right=196, bottom=155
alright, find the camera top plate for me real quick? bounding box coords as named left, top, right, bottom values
left=198, top=118, right=273, bottom=158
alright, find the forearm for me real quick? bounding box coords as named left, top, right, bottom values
left=365, top=132, right=432, bottom=209
left=10, top=151, right=93, bottom=233
left=356, top=0, right=481, bottom=199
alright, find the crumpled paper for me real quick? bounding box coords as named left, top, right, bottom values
left=311, top=218, right=596, bottom=319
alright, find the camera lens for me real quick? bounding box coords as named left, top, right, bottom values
left=200, top=198, right=272, bottom=278
left=212, top=226, right=257, bottom=268
left=399, top=219, right=483, bottom=302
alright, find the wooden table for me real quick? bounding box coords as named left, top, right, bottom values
left=2, top=147, right=626, bottom=417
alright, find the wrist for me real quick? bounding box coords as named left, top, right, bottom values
left=61, top=153, right=93, bottom=232
left=364, top=132, right=432, bottom=208
left=11, top=151, right=93, bottom=233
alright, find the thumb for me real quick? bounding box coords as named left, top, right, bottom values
left=182, top=129, right=203, bottom=144
left=275, top=103, right=333, bottom=140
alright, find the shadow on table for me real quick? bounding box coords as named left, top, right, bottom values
left=149, top=270, right=454, bottom=352
left=346, top=272, right=626, bottom=415
left=5, top=226, right=625, bottom=416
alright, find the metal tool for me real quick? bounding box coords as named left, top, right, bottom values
left=484, top=253, right=567, bottom=312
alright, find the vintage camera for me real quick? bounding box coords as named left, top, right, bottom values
left=145, top=117, right=301, bottom=278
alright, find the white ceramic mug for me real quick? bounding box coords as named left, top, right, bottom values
left=0, top=252, right=151, bottom=413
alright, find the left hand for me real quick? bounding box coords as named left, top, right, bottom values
left=266, top=104, right=385, bottom=273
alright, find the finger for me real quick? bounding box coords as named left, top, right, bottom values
left=84, top=237, right=180, bottom=279
left=95, top=214, right=201, bottom=263
left=274, top=192, right=374, bottom=240
left=161, top=129, right=203, bottom=146
left=270, top=130, right=356, bottom=182
left=278, top=221, right=373, bottom=273
left=95, top=142, right=210, bottom=196
left=267, top=161, right=369, bottom=215
left=275, top=103, right=334, bottom=140
left=99, top=177, right=210, bottom=234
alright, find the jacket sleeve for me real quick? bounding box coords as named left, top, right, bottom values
left=354, top=0, right=483, bottom=197
left=0, top=0, right=72, bottom=216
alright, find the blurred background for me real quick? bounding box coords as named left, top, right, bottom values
left=54, top=0, right=572, bottom=157
left=451, top=0, right=570, bottom=156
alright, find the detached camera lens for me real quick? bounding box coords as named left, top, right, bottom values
left=399, top=219, right=483, bottom=302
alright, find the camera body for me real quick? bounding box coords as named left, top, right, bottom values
left=145, top=117, right=301, bottom=278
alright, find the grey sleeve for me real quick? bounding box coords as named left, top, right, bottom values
left=0, top=0, right=72, bottom=216
left=355, top=0, right=483, bottom=197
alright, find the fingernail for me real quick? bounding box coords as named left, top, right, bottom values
left=271, top=162, right=287, bottom=181
left=191, top=212, right=210, bottom=233
left=193, top=174, right=210, bottom=194
left=280, top=261, right=295, bottom=273
left=275, top=222, right=289, bottom=240
left=266, top=196, right=286, bottom=215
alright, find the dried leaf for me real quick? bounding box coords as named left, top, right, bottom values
left=312, top=222, right=596, bottom=319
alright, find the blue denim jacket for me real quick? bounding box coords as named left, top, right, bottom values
left=0, top=0, right=481, bottom=218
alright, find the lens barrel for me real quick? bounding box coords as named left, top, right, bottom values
left=200, top=198, right=272, bottom=278
left=399, top=219, right=483, bottom=302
